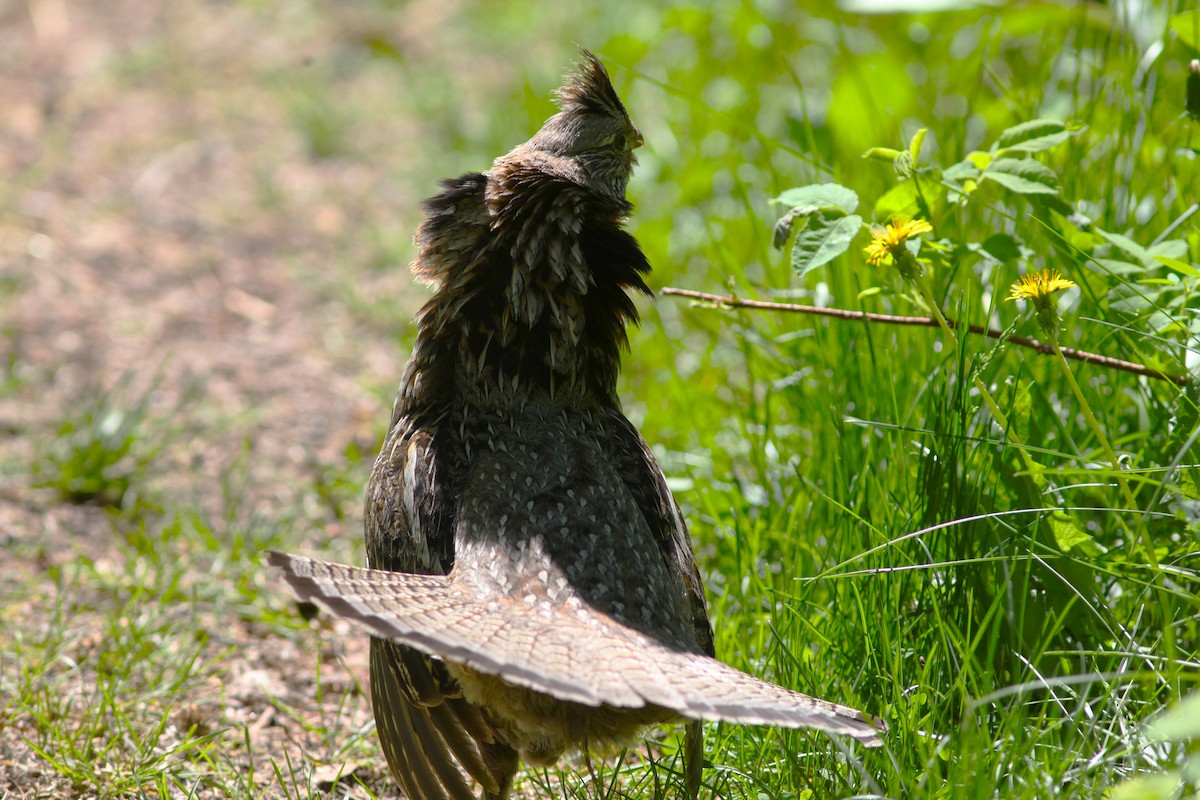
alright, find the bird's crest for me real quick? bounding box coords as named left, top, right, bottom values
left=555, top=50, right=629, bottom=122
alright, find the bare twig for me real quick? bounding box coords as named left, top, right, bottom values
left=660, top=287, right=1190, bottom=387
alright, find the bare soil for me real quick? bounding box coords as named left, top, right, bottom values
left=0, top=1, right=507, bottom=796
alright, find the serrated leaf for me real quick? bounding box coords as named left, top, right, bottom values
left=772, top=184, right=860, bottom=215
left=983, top=158, right=1060, bottom=195
left=791, top=214, right=863, bottom=278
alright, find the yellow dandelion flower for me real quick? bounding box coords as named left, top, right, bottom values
left=863, top=238, right=891, bottom=266
left=1009, top=268, right=1076, bottom=337
left=1007, top=269, right=1075, bottom=302
left=864, top=218, right=934, bottom=267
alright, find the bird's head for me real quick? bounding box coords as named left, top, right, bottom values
left=514, top=50, right=642, bottom=201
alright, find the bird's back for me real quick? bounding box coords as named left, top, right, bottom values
left=449, top=404, right=700, bottom=649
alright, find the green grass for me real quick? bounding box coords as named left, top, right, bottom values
left=2, top=1, right=1198, bottom=798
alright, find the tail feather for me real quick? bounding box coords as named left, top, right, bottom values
left=266, top=551, right=886, bottom=746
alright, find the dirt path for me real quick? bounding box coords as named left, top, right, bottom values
left=0, top=2, right=481, bottom=796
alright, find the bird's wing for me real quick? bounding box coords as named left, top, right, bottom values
left=369, top=638, right=516, bottom=800
left=599, top=411, right=715, bottom=657
left=364, top=414, right=519, bottom=800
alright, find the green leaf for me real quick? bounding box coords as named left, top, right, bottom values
left=1007, top=379, right=1036, bottom=444
left=1151, top=311, right=1180, bottom=334
left=998, top=132, right=1073, bottom=154
left=863, top=147, right=902, bottom=162
left=908, top=127, right=927, bottom=162
left=966, top=151, right=993, bottom=170
left=982, top=158, right=1060, bottom=195
left=772, top=183, right=860, bottom=215
left=874, top=180, right=920, bottom=220
left=1033, top=194, right=1076, bottom=218
left=791, top=214, right=863, bottom=278
left=1109, top=287, right=1153, bottom=313
left=1147, top=239, right=1189, bottom=262
left=943, top=160, right=980, bottom=182
left=1157, top=256, right=1200, bottom=277
left=1149, top=691, right=1200, bottom=741
left=995, top=119, right=1066, bottom=148
left=1110, top=772, right=1184, bottom=800
left=1096, top=228, right=1151, bottom=266
left=977, top=233, right=1022, bottom=264
left=1017, top=455, right=1049, bottom=492
left=1084, top=258, right=1144, bottom=277
left=1050, top=513, right=1093, bottom=552
left=993, top=118, right=1077, bottom=153
left=1053, top=212, right=1098, bottom=251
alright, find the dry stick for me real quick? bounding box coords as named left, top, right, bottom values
left=660, top=287, right=1190, bottom=387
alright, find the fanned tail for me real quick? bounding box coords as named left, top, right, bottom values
left=266, top=551, right=886, bottom=747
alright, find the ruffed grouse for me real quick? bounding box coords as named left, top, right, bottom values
left=269, top=51, right=885, bottom=800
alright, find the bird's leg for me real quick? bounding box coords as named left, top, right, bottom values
left=583, top=739, right=600, bottom=800
left=480, top=740, right=518, bottom=800
left=684, top=720, right=704, bottom=800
